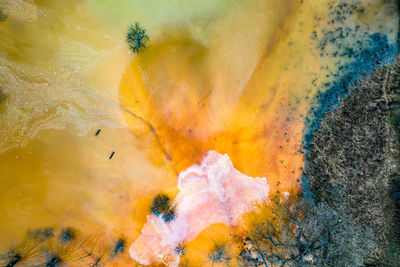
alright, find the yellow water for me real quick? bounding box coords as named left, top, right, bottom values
left=0, top=0, right=397, bottom=265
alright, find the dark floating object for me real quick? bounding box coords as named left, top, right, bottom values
left=112, top=238, right=126, bottom=256
left=58, top=227, right=76, bottom=243
left=95, top=129, right=101, bottom=136
left=109, top=151, right=115, bottom=159
left=126, top=22, right=149, bottom=53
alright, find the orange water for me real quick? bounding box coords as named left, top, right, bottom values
left=0, top=0, right=397, bottom=265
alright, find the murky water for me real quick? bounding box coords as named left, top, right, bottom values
left=0, top=0, right=398, bottom=265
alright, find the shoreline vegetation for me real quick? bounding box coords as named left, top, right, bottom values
left=0, top=226, right=126, bottom=267
left=302, top=56, right=400, bottom=265
left=0, top=3, right=398, bottom=265
left=177, top=56, right=400, bottom=266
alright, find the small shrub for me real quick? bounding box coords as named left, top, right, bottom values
left=112, top=238, right=126, bottom=256
left=389, top=107, right=400, bottom=137
left=150, top=193, right=171, bottom=216
left=242, top=192, right=376, bottom=266
left=162, top=206, right=176, bottom=223
left=126, top=22, right=149, bottom=53
left=150, top=193, right=176, bottom=223
left=208, top=243, right=231, bottom=265
left=174, top=243, right=185, bottom=255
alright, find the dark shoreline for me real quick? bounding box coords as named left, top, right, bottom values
left=302, top=55, right=400, bottom=264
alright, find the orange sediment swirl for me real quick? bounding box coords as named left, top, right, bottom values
left=118, top=38, right=304, bottom=193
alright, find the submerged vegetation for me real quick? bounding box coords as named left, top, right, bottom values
left=0, top=226, right=128, bottom=266
left=208, top=242, right=231, bottom=266
left=161, top=206, right=176, bottom=223
left=150, top=193, right=176, bottom=223
left=28, top=227, right=54, bottom=241
left=41, top=250, right=67, bottom=267
left=0, top=90, right=5, bottom=103
left=174, top=243, right=185, bottom=256
left=0, top=8, right=4, bottom=22
left=112, top=238, right=126, bottom=256
left=1, top=249, right=22, bottom=267
left=126, top=22, right=149, bottom=53
left=150, top=193, right=171, bottom=216
left=58, top=227, right=76, bottom=243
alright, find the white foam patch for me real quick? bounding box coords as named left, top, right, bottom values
left=130, top=150, right=269, bottom=266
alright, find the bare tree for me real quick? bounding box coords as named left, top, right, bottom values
left=239, top=192, right=376, bottom=267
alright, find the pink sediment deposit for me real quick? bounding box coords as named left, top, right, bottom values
left=130, top=150, right=269, bottom=266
